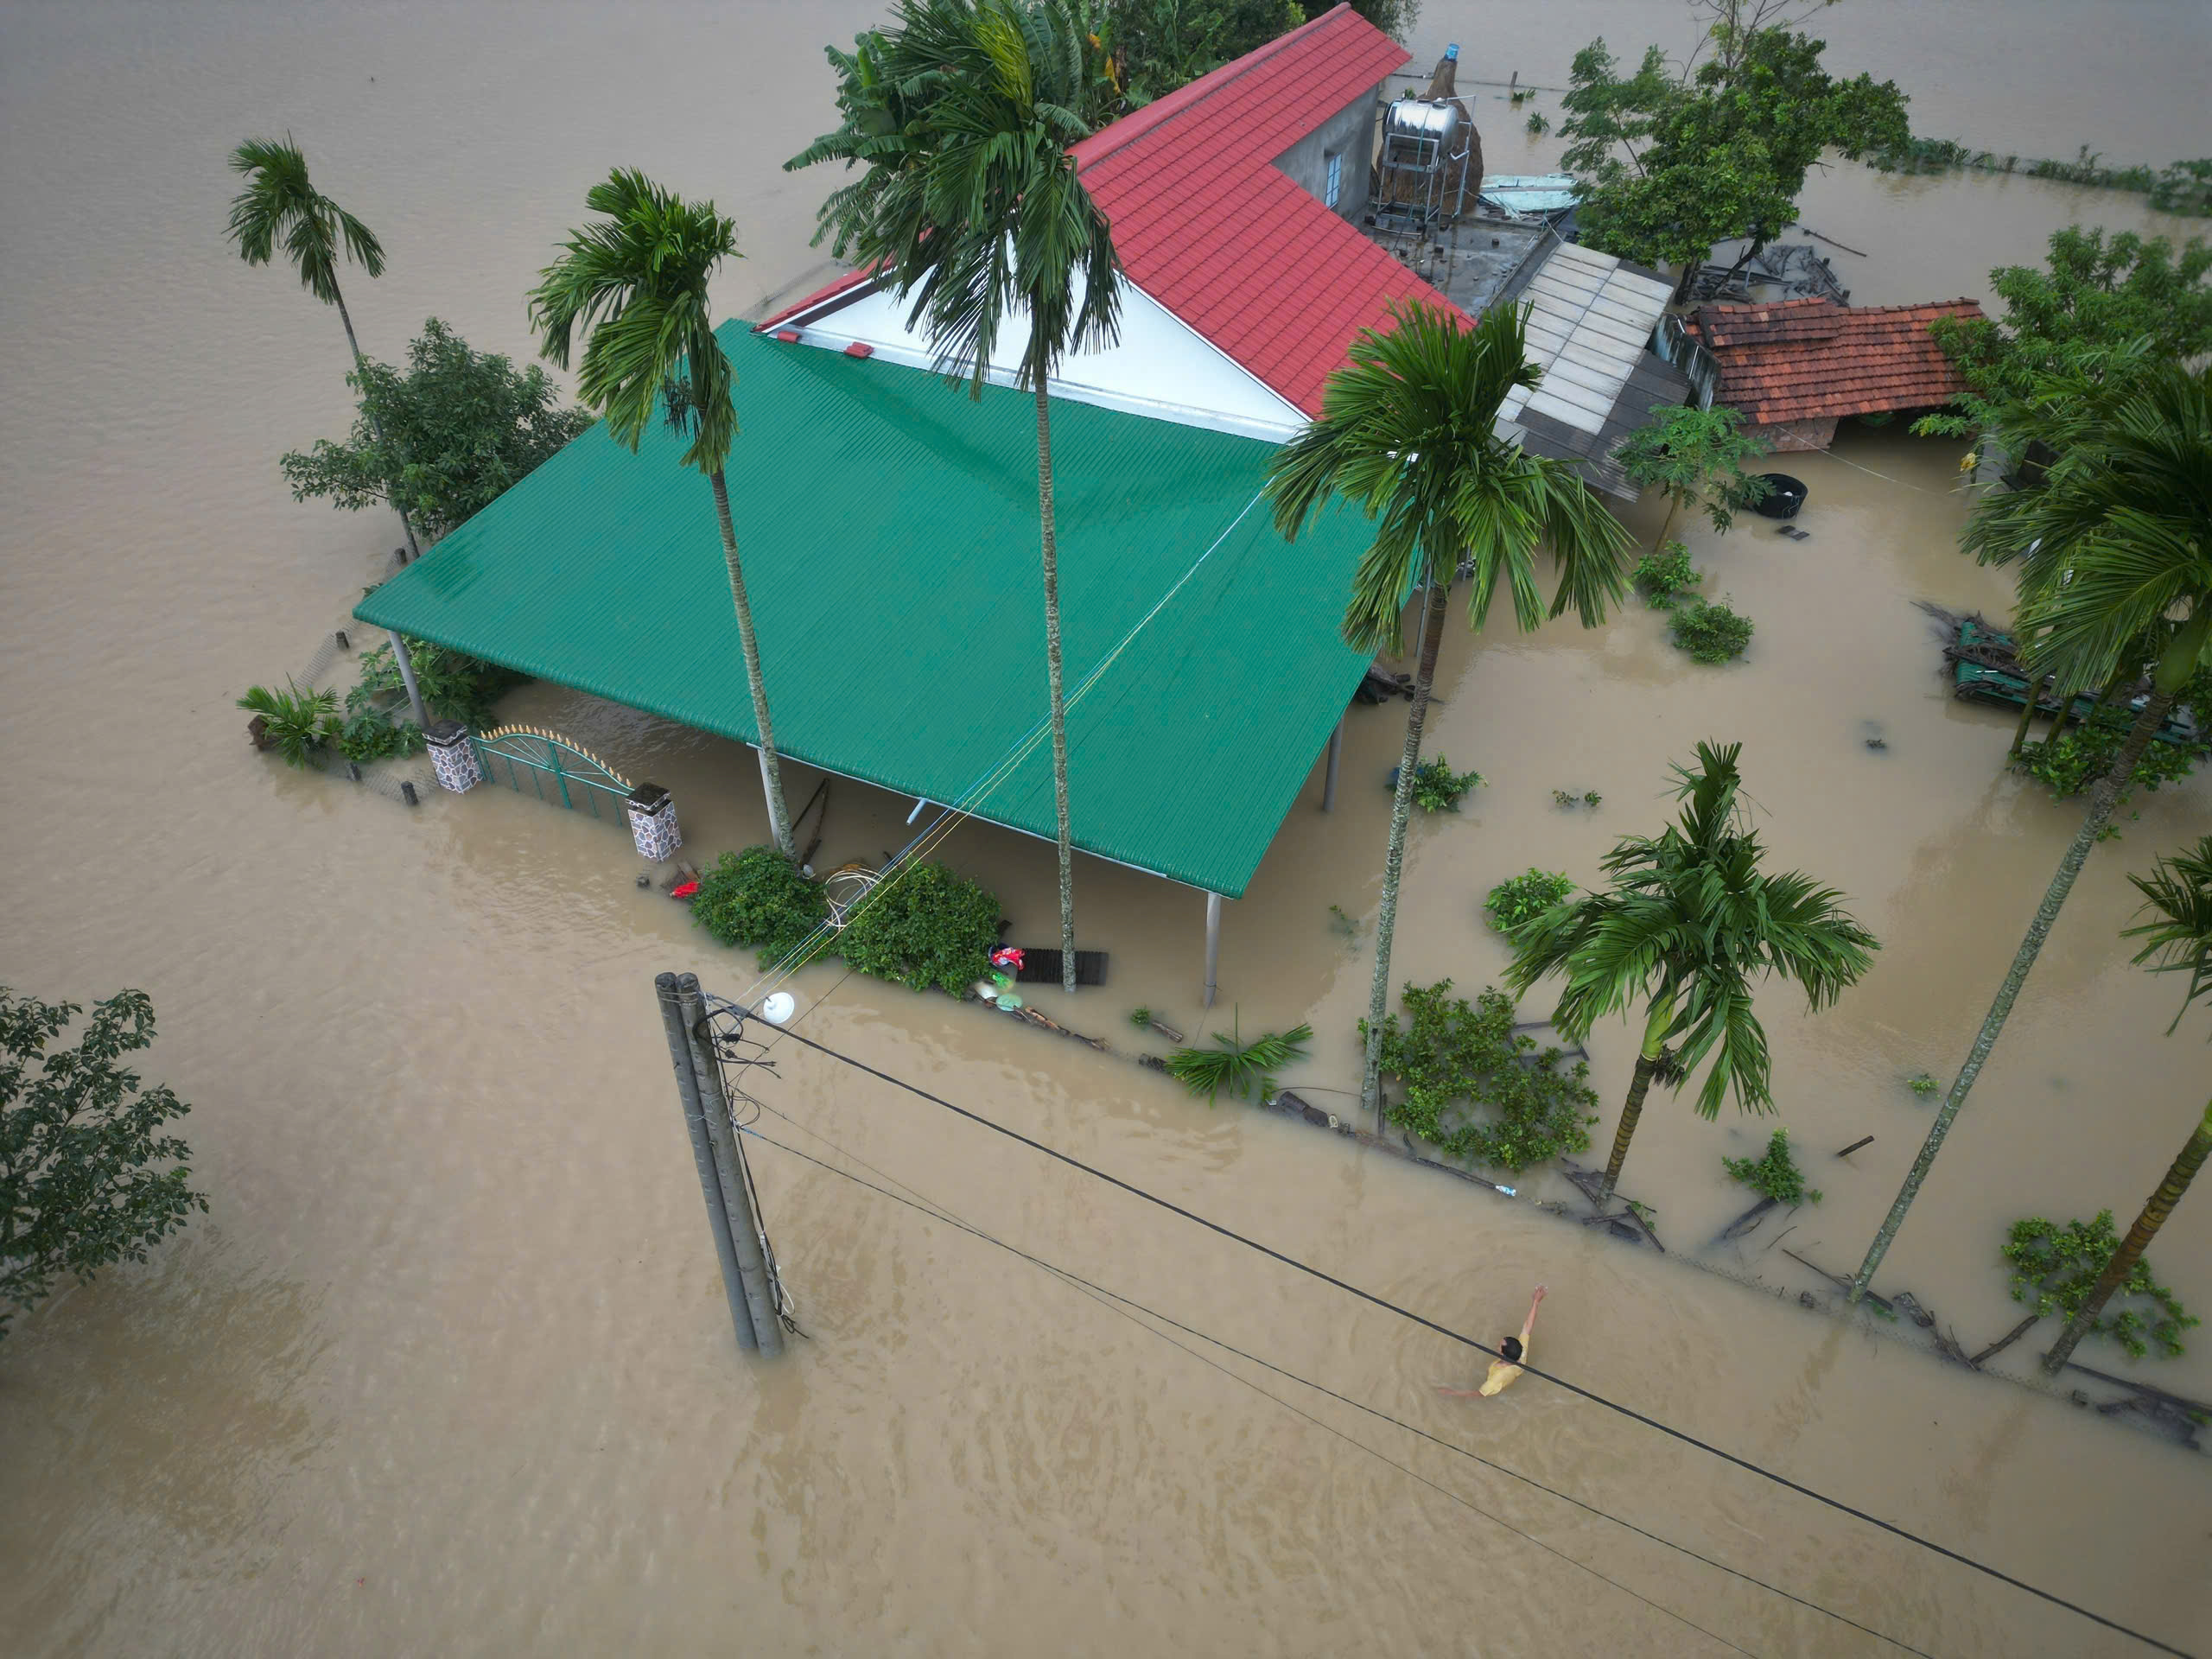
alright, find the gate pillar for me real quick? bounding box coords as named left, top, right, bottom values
left=425, top=721, right=481, bottom=793
left=627, top=784, right=682, bottom=861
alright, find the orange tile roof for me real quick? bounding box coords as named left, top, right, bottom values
left=1684, top=296, right=1985, bottom=426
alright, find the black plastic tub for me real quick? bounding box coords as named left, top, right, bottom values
left=1753, top=473, right=1808, bottom=519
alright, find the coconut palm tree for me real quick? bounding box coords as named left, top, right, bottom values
left=786, top=0, right=1119, bottom=995
left=528, top=169, right=794, bottom=857
left=2040, top=836, right=2212, bottom=1373
left=1852, top=362, right=2212, bottom=1301
left=1267, top=299, right=1635, bottom=1125
left=226, top=135, right=420, bottom=561
left=1503, top=741, right=1878, bottom=1197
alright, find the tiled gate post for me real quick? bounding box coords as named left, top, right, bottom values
left=425, top=721, right=481, bottom=793
left=627, top=784, right=682, bottom=861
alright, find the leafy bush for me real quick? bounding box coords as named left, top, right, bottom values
left=1485, top=868, right=1573, bottom=935
left=2012, top=721, right=2207, bottom=804
left=238, top=680, right=337, bottom=766
left=1365, top=981, right=1598, bottom=1173
left=836, top=861, right=1001, bottom=995
left=1525, top=111, right=1549, bottom=136
left=1670, top=598, right=1755, bottom=664
left=2, top=987, right=207, bottom=1341
left=690, top=847, right=830, bottom=968
left=348, top=636, right=528, bottom=728
left=2004, top=1211, right=2197, bottom=1359
left=1165, top=1016, right=1313, bottom=1106
left=1908, top=1072, right=1941, bottom=1096
left=333, top=709, right=425, bottom=763
left=1634, top=540, right=1703, bottom=608
left=1411, top=756, right=1484, bottom=812
left=1722, top=1128, right=1821, bottom=1205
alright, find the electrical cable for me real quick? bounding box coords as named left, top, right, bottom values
left=728, top=1007, right=2195, bottom=1659
left=739, top=1119, right=1917, bottom=1659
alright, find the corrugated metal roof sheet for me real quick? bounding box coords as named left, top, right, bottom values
left=354, top=322, right=1375, bottom=898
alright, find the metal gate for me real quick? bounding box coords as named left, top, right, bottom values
left=469, top=725, right=634, bottom=823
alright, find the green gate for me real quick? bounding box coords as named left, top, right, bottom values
left=469, top=725, right=634, bottom=824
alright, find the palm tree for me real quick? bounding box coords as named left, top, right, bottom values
left=1852, top=362, right=2212, bottom=1300
left=528, top=169, right=795, bottom=857
left=2040, top=836, right=2212, bottom=1373
left=787, top=0, right=1119, bottom=995
left=226, top=136, right=419, bottom=562
left=1504, top=741, right=1878, bottom=1197
left=1267, top=299, right=1636, bottom=1125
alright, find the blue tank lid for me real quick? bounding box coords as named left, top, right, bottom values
left=1445, top=43, right=1459, bottom=60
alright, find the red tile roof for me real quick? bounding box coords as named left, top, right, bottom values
left=1073, top=4, right=1435, bottom=416
left=1685, top=296, right=1985, bottom=426
left=762, top=6, right=1444, bottom=417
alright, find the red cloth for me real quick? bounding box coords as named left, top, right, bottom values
left=671, top=880, right=700, bottom=899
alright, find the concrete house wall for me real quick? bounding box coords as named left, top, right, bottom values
left=1274, top=88, right=1381, bottom=220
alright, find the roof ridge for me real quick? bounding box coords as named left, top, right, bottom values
left=1072, top=3, right=1363, bottom=173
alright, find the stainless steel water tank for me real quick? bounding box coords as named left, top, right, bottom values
left=1385, top=97, right=1465, bottom=158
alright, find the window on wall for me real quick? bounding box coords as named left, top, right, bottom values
left=1325, top=149, right=1343, bottom=208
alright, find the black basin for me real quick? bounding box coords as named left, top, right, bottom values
left=1753, top=473, right=1808, bottom=519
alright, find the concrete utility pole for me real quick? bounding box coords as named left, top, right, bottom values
left=654, top=972, right=757, bottom=1353
left=677, top=973, right=785, bottom=1357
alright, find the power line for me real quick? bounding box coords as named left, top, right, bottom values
left=739, top=1122, right=1774, bottom=1658
left=733, top=1007, right=2195, bottom=1659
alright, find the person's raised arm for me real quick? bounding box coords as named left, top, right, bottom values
left=1521, top=1285, right=1547, bottom=1344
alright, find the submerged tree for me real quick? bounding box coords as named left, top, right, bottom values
left=226, top=136, right=421, bottom=562
left=1559, top=9, right=1907, bottom=278
left=2, top=988, right=207, bottom=1341
left=2039, top=836, right=2212, bottom=1372
left=1613, top=404, right=1771, bottom=550
left=281, top=319, right=595, bottom=543
left=1853, top=363, right=2212, bottom=1300
left=1505, top=741, right=1878, bottom=1197
left=529, top=169, right=796, bottom=858
left=1267, top=300, right=1634, bottom=1125
left=789, top=0, right=1121, bottom=995
left=1918, top=227, right=2212, bottom=444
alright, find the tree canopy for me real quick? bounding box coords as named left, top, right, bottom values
left=2, top=988, right=207, bottom=1341
left=1613, top=403, right=1771, bottom=547
left=1918, top=227, right=2212, bottom=441
left=280, top=319, right=594, bottom=543
left=1560, top=6, right=1907, bottom=272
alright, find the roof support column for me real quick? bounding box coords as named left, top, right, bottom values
left=388, top=630, right=429, bottom=729
left=1321, top=712, right=1344, bottom=811
left=1203, top=890, right=1223, bottom=1009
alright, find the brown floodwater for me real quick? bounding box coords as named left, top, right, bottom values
left=2, top=3, right=2209, bottom=1656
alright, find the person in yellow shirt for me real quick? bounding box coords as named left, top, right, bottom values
left=1437, top=1285, right=1545, bottom=1400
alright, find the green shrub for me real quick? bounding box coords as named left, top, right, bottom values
left=348, top=636, right=528, bottom=728
left=1165, top=1016, right=1313, bottom=1106
left=1525, top=111, right=1548, bottom=136
left=2004, top=1211, right=2197, bottom=1359
left=1670, top=598, right=1755, bottom=664
left=333, top=709, right=425, bottom=763
left=1484, top=868, right=1573, bottom=935
left=836, top=861, right=1001, bottom=995
left=690, top=847, right=829, bottom=968
left=1907, top=1072, right=1940, bottom=1096
left=1411, top=756, right=1484, bottom=812
left=2012, top=721, right=2206, bottom=804
left=238, top=680, right=338, bottom=766
left=1365, top=981, right=1598, bottom=1173
left=1633, top=540, right=1702, bottom=608
left=1722, top=1128, right=1821, bottom=1205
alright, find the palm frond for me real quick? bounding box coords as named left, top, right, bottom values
left=2123, top=835, right=2212, bottom=1035
left=225, top=135, right=382, bottom=308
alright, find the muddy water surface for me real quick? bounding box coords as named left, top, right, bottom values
left=3, top=3, right=2209, bottom=1656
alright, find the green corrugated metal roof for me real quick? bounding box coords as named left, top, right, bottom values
left=355, top=322, right=1373, bottom=897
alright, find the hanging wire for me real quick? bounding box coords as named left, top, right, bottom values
left=695, top=1000, right=805, bottom=1338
